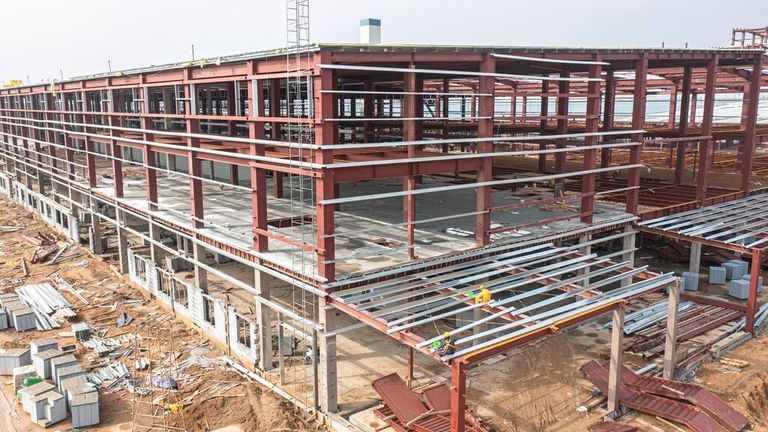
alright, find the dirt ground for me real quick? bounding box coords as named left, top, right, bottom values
left=0, top=196, right=319, bottom=432
left=2, top=192, right=768, bottom=432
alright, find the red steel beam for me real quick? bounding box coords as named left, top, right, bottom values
left=680, top=292, right=747, bottom=313
left=638, top=225, right=753, bottom=255
left=463, top=301, right=622, bottom=365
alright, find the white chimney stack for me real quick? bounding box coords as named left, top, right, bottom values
left=360, top=18, right=381, bottom=44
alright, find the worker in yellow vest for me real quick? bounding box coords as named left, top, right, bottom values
left=435, top=332, right=456, bottom=356
left=475, top=285, right=491, bottom=304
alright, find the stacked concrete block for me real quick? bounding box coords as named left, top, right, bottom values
left=709, top=266, right=727, bottom=285
left=33, top=349, right=65, bottom=379
left=729, top=279, right=750, bottom=300
left=682, top=272, right=700, bottom=291
left=0, top=311, right=8, bottom=330
left=31, top=390, right=66, bottom=427
left=721, top=262, right=741, bottom=281
left=0, top=292, right=19, bottom=308
left=71, top=392, right=100, bottom=428
left=61, top=375, right=95, bottom=408
left=0, top=348, right=31, bottom=374
left=56, top=364, right=85, bottom=393
left=730, top=259, right=749, bottom=275
left=50, top=355, right=77, bottom=384
left=12, top=308, right=37, bottom=331
left=4, top=300, right=36, bottom=331
left=723, top=260, right=748, bottom=280
left=20, top=381, right=55, bottom=414
left=741, top=274, right=764, bottom=293
left=30, top=338, right=58, bottom=355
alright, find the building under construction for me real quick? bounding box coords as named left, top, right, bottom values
left=0, top=16, right=767, bottom=432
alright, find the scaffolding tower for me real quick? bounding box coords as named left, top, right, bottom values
left=284, top=0, right=320, bottom=414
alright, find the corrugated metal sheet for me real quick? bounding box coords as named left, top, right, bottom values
left=372, top=373, right=428, bottom=423
left=581, top=361, right=732, bottom=432
left=624, top=367, right=748, bottom=432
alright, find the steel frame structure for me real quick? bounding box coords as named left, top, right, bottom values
left=0, top=43, right=764, bottom=430
left=639, top=193, right=768, bottom=333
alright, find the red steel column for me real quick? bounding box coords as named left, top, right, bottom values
left=602, top=71, right=616, bottom=131
left=580, top=58, right=603, bottom=223
left=407, top=346, right=414, bottom=386
left=314, top=51, right=336, bottom=281
left=626, top=56, right=648, bottom=215
left=28, top=95, right=45, bottom=192
left=45, top=92, right=59, bottom=176
left=269, top=79, right=282, bottom=139
left=402, top=65, right=420, bottom=258
left=537, top=80, right=549, bottom=173
left=745, top=249, right=762, bottom=334
left=81, top=91, right=97, bottom=189
left=674, top=67, right=692, bottom=186
left=689, top=92, right=698, bottom=125
left=187, top=107, right=204, bottom=228
left=269, top=78, right=284, bottom=199
left=185, top=74, right=209, bottom=294
left=667, top=82, right=678, bottom=128
left=600, top=71, right=615, bottom=178
left=364, top=80, right=375, bottom=142
left=475, top=55, right=495, bottom=246
left=740, top=54, right=763, bottom=193
left=249, top=66, right=269, bottom=253
left=107, top=86, right=124, bottom=198
left=450, top=358, right=468, bottom=432
left=696, top=57, right=718, bottom=202
left=510, top=84, right=517, bottom=126
left=554, top=71, right=570, bottom=197
left=140, top=83, right=158, bottom=211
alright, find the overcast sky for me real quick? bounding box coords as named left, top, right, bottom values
left=2, top=0, right=767, bottom=84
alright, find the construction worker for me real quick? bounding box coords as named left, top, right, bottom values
left=475, top=285, right=491, bottom=304
left=434, top=332, right=456, bottom=356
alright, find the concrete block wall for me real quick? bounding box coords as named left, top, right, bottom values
left=153, top=269, right=174, bottom=306
left=127, top=247, right=229, bottom=344
left=11, top=181, right=80, bottom=243
left=198, top=294, right=227, bottom=343
left=0, top=173, right=11, bottom=196
left=227, top=305, right=258, bottom=363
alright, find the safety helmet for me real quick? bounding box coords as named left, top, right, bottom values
left=443, top=332, right=451, bottom=338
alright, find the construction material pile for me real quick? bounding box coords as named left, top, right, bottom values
left=581, top=361, right=748, bottom=432
left=16, top=283, right=76, bottom=330
left=623, top=304, right=741, bottom=359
